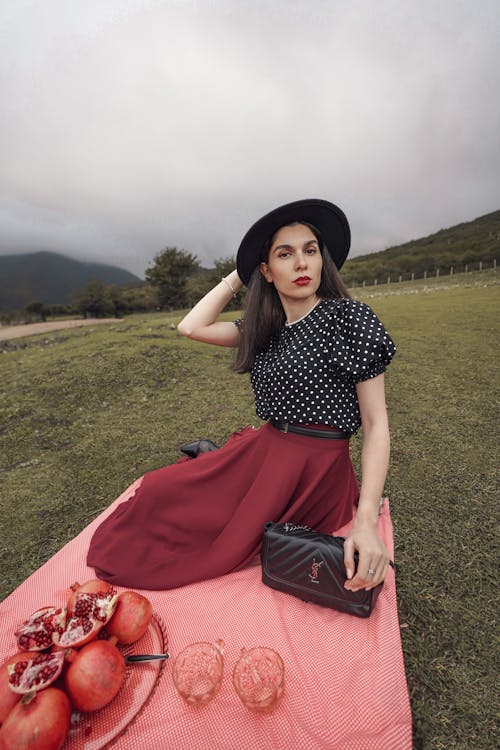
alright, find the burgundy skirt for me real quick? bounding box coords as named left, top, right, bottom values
left=86, top=423, right=359, bottom=590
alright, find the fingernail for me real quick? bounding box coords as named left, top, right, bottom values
left=346, top=568, right=353, bottom=580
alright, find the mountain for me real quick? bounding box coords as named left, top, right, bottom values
left=341, top=209, right=500, bottom=285
left=0, top=251, right=142, bottom=312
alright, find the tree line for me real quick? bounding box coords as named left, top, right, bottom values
left=0, top=248, right=243, bottom=325
left=2, top=208, right=498, bottom=325
left=341, top=213, right=499, bottom=286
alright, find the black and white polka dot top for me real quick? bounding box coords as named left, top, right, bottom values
left=245, top=298, right=396, bottom=435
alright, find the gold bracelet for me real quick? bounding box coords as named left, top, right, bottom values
left=221, top=277, right=237, bottom=298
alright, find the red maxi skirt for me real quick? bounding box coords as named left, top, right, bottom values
left=87, top=423, right=358, bottom=590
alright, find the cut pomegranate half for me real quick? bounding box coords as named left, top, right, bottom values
left=59, top=591, right=118, bottom=648
left=8, top=651, right=65, bottom=694
left=15, top=607, right=67, bottom=651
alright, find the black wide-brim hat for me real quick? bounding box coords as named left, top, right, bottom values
left=236, top=198, right=351, bottom=285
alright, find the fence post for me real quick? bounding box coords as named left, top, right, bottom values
left=479, top=260, right=482, bottom=271
left=399, top=275, right=402, bottom=282
left=374, top=279, right=377, bottom=286
left=450, top=266, right=453, bottom=275
left=494, top=259, right=497, bottom=269
left=362, top=280, right=366, bottom=287
left=411, top=272, right=414, bottom=281
left=436, top=268, right=440, bottom=278
left=465, top=264, right=468, bottom=273
left=387, top=276, right=391, bottom=284
left=424, top=270, right=427, bottom=279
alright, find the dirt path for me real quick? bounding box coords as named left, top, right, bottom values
left=0, top=318, right=125, bottom=341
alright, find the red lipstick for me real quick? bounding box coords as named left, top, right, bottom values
left=293, top=276, right=312, bottom=286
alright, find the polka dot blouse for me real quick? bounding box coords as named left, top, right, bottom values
left=243, top=298, right=396, bottom=435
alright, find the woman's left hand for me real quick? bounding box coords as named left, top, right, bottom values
left=343, top=524, right=391, bottom=592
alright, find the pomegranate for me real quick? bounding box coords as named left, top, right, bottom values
left=59, top=590, right=118, bottom=648
left=15, top=607, right=67, bottom=651
left=0, top=687, right=71, bottom=750
left=64, top=639, right=126, bottom=712
left=106, top=591, right=153, bottom=644
left=67, top=578, right=114, bottom=614
left=7, top=650, right=65, bottom=694
left=0, top=651, right=38, bottom=725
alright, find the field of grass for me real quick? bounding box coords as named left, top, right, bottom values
left=1, top=269, right=498, bottom=749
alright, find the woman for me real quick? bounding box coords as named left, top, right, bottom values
left=87, top=199, right=396, bottom=592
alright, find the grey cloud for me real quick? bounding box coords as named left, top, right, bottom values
left=0, top=0, right=499, bottom=278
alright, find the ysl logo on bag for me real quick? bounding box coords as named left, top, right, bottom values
left=308, top=558, right=323, bottom=584
left=283, top=523, right=311, bottom=533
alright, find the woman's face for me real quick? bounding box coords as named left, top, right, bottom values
left=260, top=223, right=323, bottom=300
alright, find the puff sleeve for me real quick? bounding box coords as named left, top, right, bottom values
left=330, top=300, right=396, bottom=383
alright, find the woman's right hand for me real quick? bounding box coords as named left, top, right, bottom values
left=177, top=269, right=243, bottom=347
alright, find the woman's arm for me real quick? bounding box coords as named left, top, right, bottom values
left=177, top=269, right=243, bottom=347
left=343, top=373, right=392, bottom=591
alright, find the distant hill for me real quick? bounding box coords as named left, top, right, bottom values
left=341, top=209, right=500, bottom=285
left=0, top=252, right=141, bottom=312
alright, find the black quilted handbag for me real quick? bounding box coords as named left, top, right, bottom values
left=261, top=522, right=391, bottom=618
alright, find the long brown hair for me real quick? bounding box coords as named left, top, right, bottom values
left=233, top=222, right=351, bottom=373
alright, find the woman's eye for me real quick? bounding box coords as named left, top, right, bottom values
left=306, top=246, right=318, bottom=254
left=278, top=251, right=291, bottom=259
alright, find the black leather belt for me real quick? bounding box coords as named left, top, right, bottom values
left=269, top=419, right=350, bottom=440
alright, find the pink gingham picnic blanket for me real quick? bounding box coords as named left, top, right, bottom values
left=0, top=481, right=412, bottom=749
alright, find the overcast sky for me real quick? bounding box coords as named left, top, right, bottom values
left=0, top=0, right=499, bottom=278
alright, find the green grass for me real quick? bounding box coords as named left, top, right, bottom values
left=1, top=269, right=498, bottom=749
